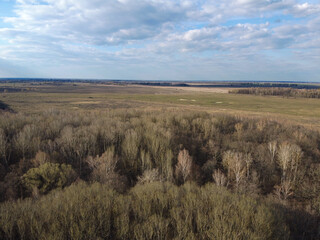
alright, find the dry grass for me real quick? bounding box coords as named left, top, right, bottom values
left=147, top=86, right=231, bottom=93
left=1, top=81, right=319, bottom=130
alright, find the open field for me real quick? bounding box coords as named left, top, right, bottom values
left=1, top=82, right=320, bottom=128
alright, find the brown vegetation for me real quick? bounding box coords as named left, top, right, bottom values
left=0, top=108, right=319, bottom=239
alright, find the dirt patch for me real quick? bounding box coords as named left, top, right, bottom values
left=72, top=101, right=101, bottom=104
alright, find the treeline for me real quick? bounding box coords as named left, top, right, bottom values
left=0, top=109, right=319, bottom=238
left=230, top=87, right=320, bottom=98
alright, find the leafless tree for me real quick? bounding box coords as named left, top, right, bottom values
left=244, top=153, right=253, bottom=178
left=277, top=142, right=302, bottom=183
left=137, top=169, right=161, bottom=185
left=256, top=120, right=266, bottom=131
left=140, top=150, right=153, bottom=172
left=234, top=122, right=243, bottom=140
left=276, top=142, right=303, bottom=200
left=0, top=129, right=9, bottom=166
left=222, top=150, right=247, bottom=189
left=32, top=151, right=50, bottom=167
left=162, top=150, right=174, bottom=182
left=15, top=125, right=37, bottom=160
left=274, top=180, right=293, bottom=201
left=291, top=144, right=303, bottom=183
left=122, top=129, right=140, bottom=174
left=212, top=169, right=227, bottom=187
left=175, top=149, right=192, bottom=183
left=268, top=141, right=277, bottom=163
left=87, top=147, right=118, bottom=183
left=58, top=125, right=77, bottom=164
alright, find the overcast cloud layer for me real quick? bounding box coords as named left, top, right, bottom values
left=0, top=0, right=319, bottom=81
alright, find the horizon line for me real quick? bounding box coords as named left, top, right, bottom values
left=0, top=78, right=320, bottom=84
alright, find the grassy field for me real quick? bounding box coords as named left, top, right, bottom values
left=119, top=93, right=320, bottom=116
left=1, top=82, right=320, bottom=128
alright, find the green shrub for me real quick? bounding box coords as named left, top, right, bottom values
left=22, top=163, right=76, bottom=194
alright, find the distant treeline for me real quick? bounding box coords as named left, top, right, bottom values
left=136, top=82, right=189, bottom=87
left=0, top=87, right=26, bottom=93
left=183, top=83, right=320, bottom=89
left=230, top=87, right=320, bottom=98
left=1, top=78, right=320, bottom=89
left=224, top=83, right=320, bottom=89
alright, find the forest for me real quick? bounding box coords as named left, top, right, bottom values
left=230, top=87, right=320, bottom=98
left=0, top=107, right=319, bottom=239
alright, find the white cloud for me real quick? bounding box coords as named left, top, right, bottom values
left=290, top=2, right=320, bottom=17
left=0, top=0, right=319, bottom=80
left=4, top=0, right=193, bottom=45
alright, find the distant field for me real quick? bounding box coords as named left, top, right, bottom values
left=113, top=93, right=320, bottom=128
left=125, top=92, right=320, bottom=117
left=1, top=82, right=320, bottom=128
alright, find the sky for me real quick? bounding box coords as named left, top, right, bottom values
left=0, top=0, right=319, bottom=81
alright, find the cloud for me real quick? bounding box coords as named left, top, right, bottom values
left=0, top=0, right=319, bottom=80
left=0, top=58, right=38, bottom=77
left=289, top=2, right=320, bottom=17
left=4, top=0, right=193, bottom=45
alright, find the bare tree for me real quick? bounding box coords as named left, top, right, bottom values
left=234, top=122, right=243, bottom=140
left=278, top=142, right=291, bottom=181
left=222, top=150, right=247, bottom=189
left=212, top=169, right=227, bottom=187
left=32, top=151, right=50, bottom=167
left=256, top=120, right=266, bottom=131
left=140, top=150, right=153, bottom=172
left=15, top=128, right=30, bottom=160
left=74, top=127, right=97, bottom=176
left=244, top=153, right=253, bottom=178
left=137, top=169, right=161, bottom=185
left=277, top=142, right=302, bottom=183
left=58, top=126, right=96, bottom=176
left=162, top=150, right=174, bottom=182
left=122, top=129, right=140, bottom=174
left=58, top=125, right=77, bottom=164
left=175, top=149, right=192, bottom=184
left=87, top=147, right=119, bottom=184
left=268, top=141, right=277, bottom=163
left=0, top=129, right=9, bottom=166
left=276, top=142, right=303, bottom=200
left=291, top=144, right=303, bottom=183
left=274, top=179, right=293, bottom=201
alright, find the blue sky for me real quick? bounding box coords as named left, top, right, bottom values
left=0, top=0, right=319, bottom=81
